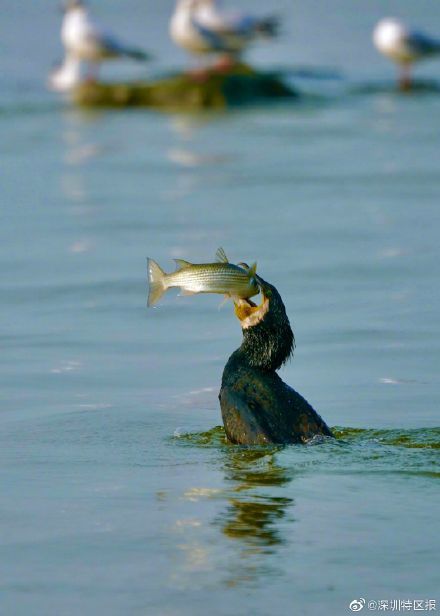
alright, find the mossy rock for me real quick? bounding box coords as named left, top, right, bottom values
left=73, top=64, right=297, bottom=110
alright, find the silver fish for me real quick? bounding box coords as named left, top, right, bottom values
left=147, top=248, right=259, bottom=307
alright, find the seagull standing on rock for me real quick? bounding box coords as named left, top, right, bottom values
left=61, top=0, right=151, bottom=80
left=170, top=0, right=279, bottom=71
left=373, top=18, right=440, bottom=89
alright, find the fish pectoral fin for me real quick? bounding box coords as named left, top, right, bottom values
left=179, top=289, right=197, bottom=296
left=218, top=295, right=230, bottom=310
left=174, top=258, right=191, bottom=271
left=215, top=247, right=229, bottom=263
left=249, top=262, right=257, bottom=276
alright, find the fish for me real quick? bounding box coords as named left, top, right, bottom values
left=147, top=247, right=259, bottom=307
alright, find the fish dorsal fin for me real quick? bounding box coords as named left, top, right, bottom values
left=249, top=262, right=257, bottom=276
left=174, top=258, right=191, bottom=271
left=215, top=247, right=229, bottom=263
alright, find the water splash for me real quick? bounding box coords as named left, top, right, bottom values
left=174, top=425, right=440, bottom=451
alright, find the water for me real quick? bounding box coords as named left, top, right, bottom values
left=1, top=1, right=439, bottom=614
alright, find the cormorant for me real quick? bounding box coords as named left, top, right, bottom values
left=219, top=276, right=333, bottom=444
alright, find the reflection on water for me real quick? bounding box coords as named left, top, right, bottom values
left=173, top=425, right=440, bottom=589
left=61, top=174, right=87, bottom=204
left=223, top=496, right=291, bottom=546
left=61, top=108, right=113, bottom=167
left=168, top=113, right=221, bottom=140
left=174, top=429, right=296, bottom=586
left=60, top=110, right=98, bottom=211
left=219, top=448, right=294, bottom=585
left=164, top=112, right=237, bottom=205
left=167, top=148, right=233, bottom=168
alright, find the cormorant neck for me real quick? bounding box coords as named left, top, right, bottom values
left=233, top=277, right=295, bottom=372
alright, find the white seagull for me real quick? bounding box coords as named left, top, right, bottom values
left=170, top=0, right=279, bottom=69
left=61, top=0, right=151, bottom=80
left=373, top=18, right=440, bottom=88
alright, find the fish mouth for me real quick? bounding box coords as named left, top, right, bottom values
left=234, top=290, right=269, bottom=329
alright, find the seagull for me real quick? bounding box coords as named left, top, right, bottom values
left=170, top=0, right=279, bottom=70
left=61, top=0, right=151, bottom=80
left=373, top=18, right=440, bottom=89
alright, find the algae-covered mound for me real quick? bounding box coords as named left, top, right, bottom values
left=73, top=64, right=297, bottom=110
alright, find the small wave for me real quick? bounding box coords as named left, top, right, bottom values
left=173, top=425, right=227, bottom=447
left=349, top=79, right=440, bottom=97
left=0, top=98, right=65, bottom=118
left=173, top=425, right=439, bottom=451
left=333, top=426, right=440, bottom=449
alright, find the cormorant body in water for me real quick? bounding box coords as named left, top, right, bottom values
left=220, top=276, right=333, bottom=444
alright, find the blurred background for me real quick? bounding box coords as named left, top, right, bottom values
left=1, top=1, right=439, bottom=615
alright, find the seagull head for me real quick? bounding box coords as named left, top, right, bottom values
left=177, top=0, right=211, bottom=10
left=373, top=18, right=407, bottom=58
left=63, top=0, right=86, bottom=13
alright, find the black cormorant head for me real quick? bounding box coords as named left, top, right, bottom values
left=233, top=276, right=295, bottom=372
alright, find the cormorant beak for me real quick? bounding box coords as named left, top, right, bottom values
left=234, top=291, right=269, bottom=329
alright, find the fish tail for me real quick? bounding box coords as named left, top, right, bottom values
left=147, top=258, right=167, bottom=307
